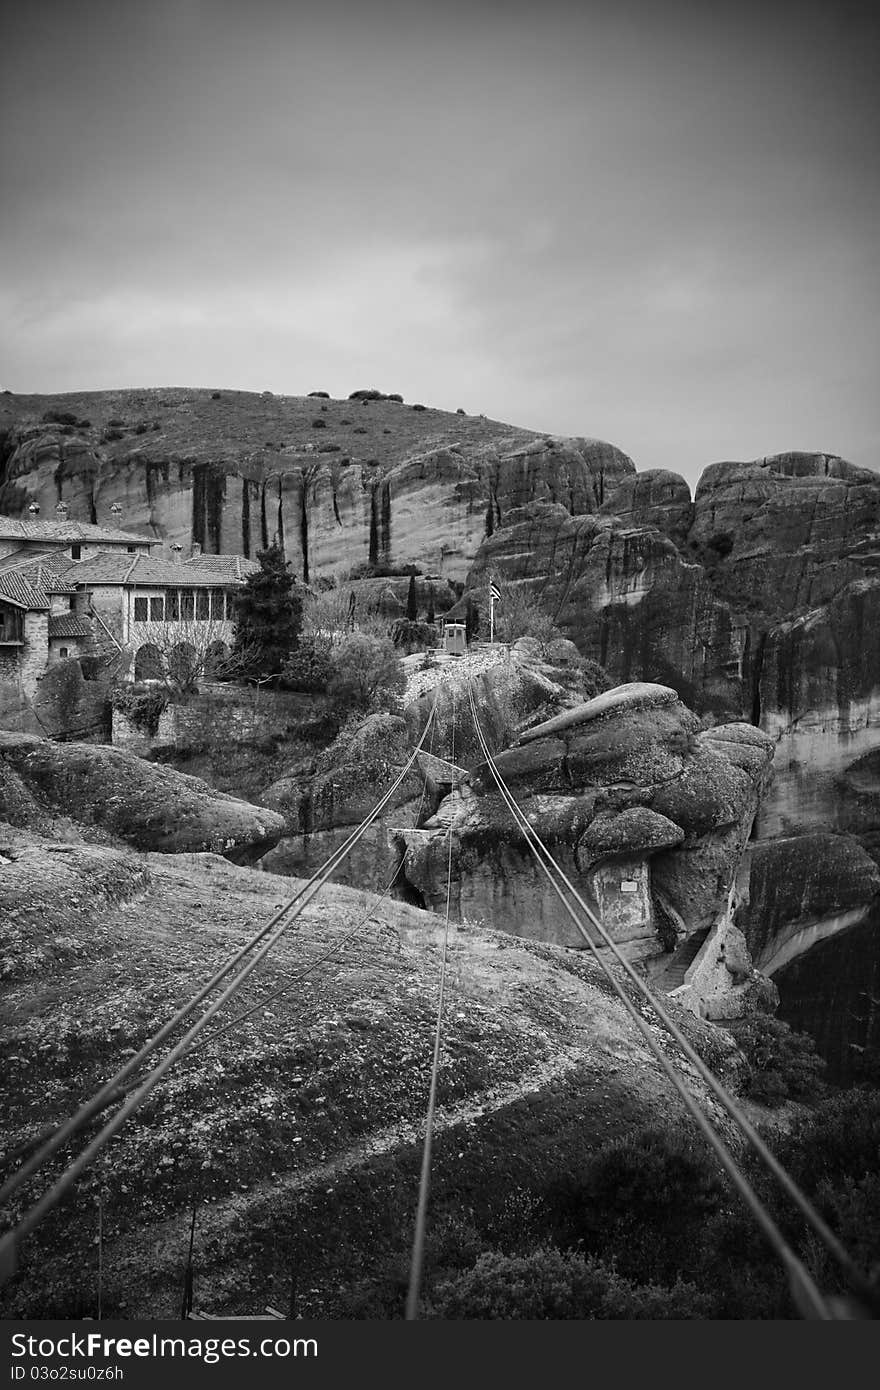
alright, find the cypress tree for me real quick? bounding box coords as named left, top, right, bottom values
left=426, top=585, right=435, bottom=624
left=406, top=573, right=418, bottom=621
left=232, top=543, right=302, bottom=678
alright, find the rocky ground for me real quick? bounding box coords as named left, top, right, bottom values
left=0, top=831, right=742, bottom=1319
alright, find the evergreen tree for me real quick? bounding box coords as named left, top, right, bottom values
left=406, top=573, right=418, bottom=621
left=426, top=584, right=435, bottom=624
left=232, top=543, right=303, bottom=679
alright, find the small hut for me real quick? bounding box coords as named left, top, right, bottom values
left=443, top=620, right=467, bottom=656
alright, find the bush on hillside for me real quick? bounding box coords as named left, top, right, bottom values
left=577, top=656, right=613, bottom=699
left=726, top=1016, right=826, bottom=1106
left=327, top=631, right=406, bottom=714
left=280, top=640, right=333, bottom=693
left=494, top=582, right=560, bottom=647
left=389, top=618, right=436, bottom=652
left=311, top=418, right=327, bottom=428
left=425, top=1248, right=709, bottom=1320
left=544, top=1126, right=725, bottom=1286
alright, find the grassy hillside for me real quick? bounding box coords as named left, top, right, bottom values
left=0, top=387, right=539, bottom=479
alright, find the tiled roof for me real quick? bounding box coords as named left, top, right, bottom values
left=67, top=553, right=246, bottom=588
left=183, top=553, right=260, bottom=580
left=0, top=553, right=78, bottom=593
left=0, top=571, right=50, bottom=610
left=48, top=614, right=92, bottom=639
left=0, top=515, right=155, bottom=546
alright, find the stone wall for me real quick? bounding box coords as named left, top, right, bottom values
left=20, top=612, right=48, bottom=698
left=109, top=684, right=327, bottom=754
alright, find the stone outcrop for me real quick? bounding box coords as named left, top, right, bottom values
left=0, top=730, right=285, bottom=861
left=258, top=712, right=425, bottom=884
left=395, top=679, right=776, bottom=1019
left=259, top=644, right=602, bottom=884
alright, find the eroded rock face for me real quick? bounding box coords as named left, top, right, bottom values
left=689, top=452, right=880, bottom=620
left=461, top=452, right=880, bottom=1028
left=466, top=505, right=748, bottom=717
left=260, top=646, right=603, bottom=884
left=739, top=833, right=880, bottom=977
left=0, top=731, right=285, bottom=861
left=754, top=580, right=880, bottom=840
left=258, top=712, right=425, bottom=885
left=396, top=681, right=776, bottom=1018
left=0, top=394, right=636, bottom=586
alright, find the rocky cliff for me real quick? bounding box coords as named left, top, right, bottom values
left=0, top=389, right=634, bottom=585
left=3, top=389, right=879, bottom=1065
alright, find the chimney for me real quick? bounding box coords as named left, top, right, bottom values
left=191, top=542, right=202, bottom=560
left=171, top=543, right=183, bottom=567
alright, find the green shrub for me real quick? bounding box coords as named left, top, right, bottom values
left=577, top=657, right=612, bottom=698
left=280, top=640, right=332, bottom=693
left=390, top=619, right=435, bottom=652
left=425, top=1248, right=709, bottom=1319
left=544, top=1126, right=725, bottom=1286
left=110, top=683, right=169, bottom=735
left=328, top=631, right=407, bottom=714
left=727, top=1016, right=826, bottom=1106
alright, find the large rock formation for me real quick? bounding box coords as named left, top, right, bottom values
left=0, top=730, right=285, bottom=861
left=0, top=390, right=635, bottom=585
left=466, top=503, right=747, bottom=717
left=392, top=676, right=776, bottom=1019
left=461, top=450, right=880, bottom=1043
left=259, top=641, right=602, bottom=883
left=4, top=391, right=879, bottom=1061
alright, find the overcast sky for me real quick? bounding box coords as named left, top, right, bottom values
left=2, top=0, right=878, bottom=486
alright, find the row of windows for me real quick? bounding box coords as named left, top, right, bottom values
left=132, top=589, right=234, bottom=624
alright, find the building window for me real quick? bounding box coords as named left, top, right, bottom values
left=181, top=591, right=195, bottom=621
left=167, top=589, right=180, bottom=622
left=133, top=596, right=148, bottom=622
left=149, top=595, right=164, bottom=621
left=69, top=596, right=77, bottom=610
left=71, top=544, right=82, bottom=560
left=196, top=590, right=209, bottom=621
left=59, top=647, right=69, bottom=659
left=210, top=588, right=225, bottom=621
left=127, top=545, right=137, bottom=553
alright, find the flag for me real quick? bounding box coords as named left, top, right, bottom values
left=489, top=583, right=501, bottom=603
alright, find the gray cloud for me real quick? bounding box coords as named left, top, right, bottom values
left=2, top=0, right=878, bottom=486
